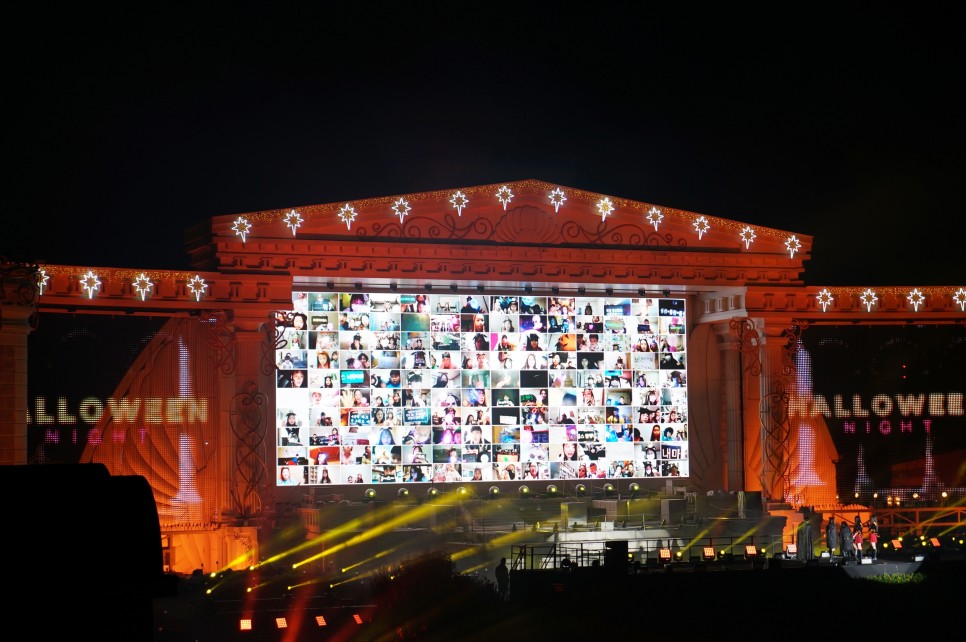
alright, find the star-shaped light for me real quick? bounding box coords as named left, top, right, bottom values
left=232, top=216, right=252, bottom=242
left=785, top=235, right=802, bottom=258
left=548, top=188, right=566, bottom=213
left=37, top=268, right=49, bottom=296
left=954, top=288, right=966, bottom=312
left=283, top=209, right=302, bottom=236
left=906, top=288, right=925, bottom=312
left=338, top=204, right=358, bottom=231
left=739, top=226, right=757, bottom=249
left=816, top=288, right=834, bottom=312
left=80, top=270, right=101, bottom=299
left=596, top=197, right=614, bottom=222
left=646, top=206, right=664, bottom=231
left=693, top=216, right=710, bottom=240
left=496, top=185, right=514, bottom=210
left=392, top=198, right=411, bottom=224
left=133, top=272, right=154, bottom=301
left=188, top=275, right=208, bottom=302
left=860, top=288, right=878, bottom=312
left=450, top=191, right=469, bottom=216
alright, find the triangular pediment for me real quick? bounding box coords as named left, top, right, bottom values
left=202, top=179, right=808, bottom=253
left=187, top=179, right=812, bottom=290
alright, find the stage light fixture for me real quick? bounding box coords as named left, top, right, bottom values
left=659, top=548, right=672, bottom=562
left=605, top=287, right=614, bottom=295
left=577, top=286, right=586, bottom=294
left=276, top=617, right=288, bottom=629
left=785, top=543, right=798, bottom=557
left=397, top=487, right=409, bottom=498
left=456, top=486, right=468, bottom=497
left=449, top=284, right=458, bottom=292
left=702, top=546, right=716, bottom=561
left=638, top=288, right=646, bottom=296
left=424, top=283, right=433, bottom=292
left=662, top=289, right=671, bottom=297
left=518, top=485, right=530, bottom=497
left=628, top=482, right=640, bottom=497
left=575, top=484, right=587, bottom=496
left=524, top=284, right=532, bottom=293
left=551, top=286, right=559, bottom=294
left=745, top=545, right=759, bottom=557
left=314, top=615, right=328, bottom=627
left=364, top=488, right=376, bottom=500
left=489, top=485, right=500, bottom=497
left=603, top=482, right=615, bottom=496
left=240, top=619, right=252, bottom=631
left=354, top=282, right=363, bottom=291
left=477, top=284, right=484, bottom=293
left=546, top=484, right=558, bottom=496
left=389, top=282, right=398, bottom=292
left=427, top=487, right=439, bottom=499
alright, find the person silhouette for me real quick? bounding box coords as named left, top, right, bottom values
left=495, top=557, right=509, bottom=602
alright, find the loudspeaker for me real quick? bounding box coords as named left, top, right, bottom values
left=604, top=540, right=628, bottom=571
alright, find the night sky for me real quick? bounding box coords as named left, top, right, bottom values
left=7, top=5, right=965, bottom=286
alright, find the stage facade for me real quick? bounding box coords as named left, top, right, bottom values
left=2, top=179, right=963, bottom=574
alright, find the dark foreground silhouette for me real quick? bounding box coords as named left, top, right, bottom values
left=154, top=550, right=964, bottom=641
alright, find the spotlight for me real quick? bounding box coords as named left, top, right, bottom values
left=637, top=288, right=646, bottom=296
left=577, top=286, right=586, bottom=295
left=628, top=482, right=640, bottom=497
left=518, top=485, right=530, bottom=497
left=397, top=487, right=409, bottom=498
left=702, top=546, right=716, bottom=561
left=476, top=284, right=484, bottom=293
left=575, top=484, right=587, bottom=497
left=524, top=284, right=532, bottom=293
left=551, top=286, right=559, bottom=295
left=784, top=543, right=798, bottom=558
left=364, top=488, right=376, bottom=501
left=658, top=548, right=672, bottom=562
left=489, top=485, right=500, bottom=497
left=354, top=282, right=363, bottom=291
left=744, top=545, right=759, bottom=558
left=427, top=487, right=439, bottom=499
left=389, top=282, right=398, bottom=292
left=456, top=486, right=468, bottom=498
left=424, top=283, right=433, bottom=292
left=662, top=289, right=671, bottom=297
left=449, top=284, right=458, bottom=292
left=605, top=287, right=614, bottom=296
left=603, top=482, right=615, bottom=496
left=546, top=484, right=558, bottom=496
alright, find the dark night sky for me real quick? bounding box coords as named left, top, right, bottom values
left=7, top=4, right=965, bottom=286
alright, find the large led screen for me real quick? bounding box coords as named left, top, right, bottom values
left=794, top=324, right=966, bottom=501
left=276, top=291, right=689, bottom=486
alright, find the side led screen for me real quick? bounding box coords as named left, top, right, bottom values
left=276, top=291, right=689, bottom=486
left=794, top=324, right=966, bottom=502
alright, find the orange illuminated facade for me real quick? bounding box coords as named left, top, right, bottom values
left=2, top=179, right=963, bottom=573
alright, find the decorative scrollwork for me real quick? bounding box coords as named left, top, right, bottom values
left=229, top=381, right=268, bottom=520
left=262, top=322, right=278, bottom=376
left=203, top=310, right=236, bottom=375
left=731, top=317, right=761, bottom=376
